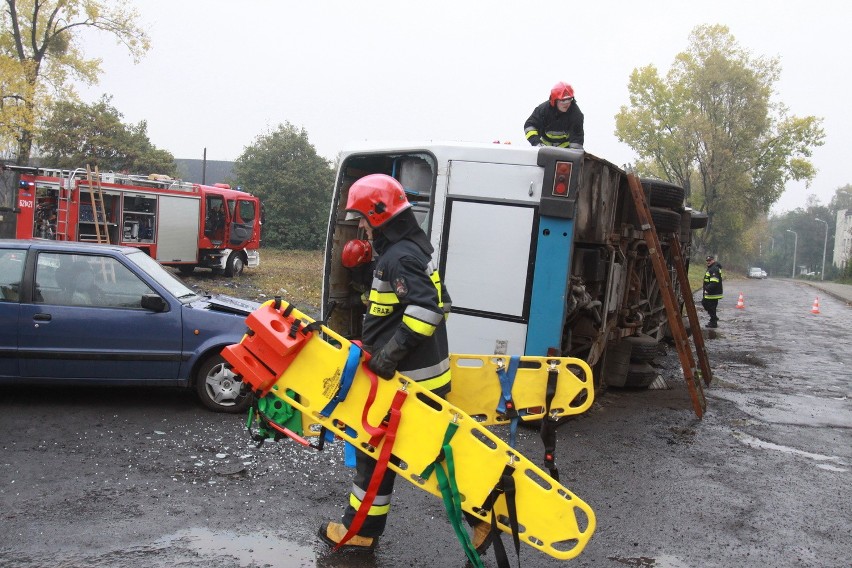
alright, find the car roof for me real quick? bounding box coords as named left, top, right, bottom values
left=0, top=239, right=138, bottom=256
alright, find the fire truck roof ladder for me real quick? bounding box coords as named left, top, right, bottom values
left=626, top=173, right=711, bottom=418
left=85, top=165, right=111, bottom=245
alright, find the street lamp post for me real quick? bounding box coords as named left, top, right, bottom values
left=786, top=229, right=798, bottom=278
left=815, top=218, right=828, bottom=281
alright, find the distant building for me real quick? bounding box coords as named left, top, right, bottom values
left=833, top=209, right=852, bottom=271
left=175, top=159, right=235, bottom=186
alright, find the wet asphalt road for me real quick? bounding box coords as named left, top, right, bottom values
left=1, top=277, right=850, bottom=567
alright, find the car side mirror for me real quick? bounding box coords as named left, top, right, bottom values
left=141, top=293, right=168, bottom=312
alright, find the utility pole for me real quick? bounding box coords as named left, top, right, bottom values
left=786, top=229, right=798, bottom=279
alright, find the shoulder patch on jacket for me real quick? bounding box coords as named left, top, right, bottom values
left=394, top=276, right=408, bottom=297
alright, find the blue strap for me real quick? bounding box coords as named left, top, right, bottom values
left=496, top=356, right=521, bottom=413
left=496, top=356, right=521, bottom=447
left=320, top=343, right=362, bottom=417
left=344, top=440, right=357, bottom=468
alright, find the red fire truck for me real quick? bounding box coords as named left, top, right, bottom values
left=7, top=165, right=261, bottom=276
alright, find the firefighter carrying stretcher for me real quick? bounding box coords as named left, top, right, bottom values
left=318, top=174, right=494, bottom=555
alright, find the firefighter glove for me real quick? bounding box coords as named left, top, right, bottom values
left=368, top=336, right=409, bottom=380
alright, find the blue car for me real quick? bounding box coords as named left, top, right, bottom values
left=0, top=239, right=258, bottom=413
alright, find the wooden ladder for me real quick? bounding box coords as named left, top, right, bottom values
left=670, top=235, right=714, bottom=389
left=53, top=172, right=74, bottom=241
left=625, top=173, right=710, bottom=418
left=84, top=165, right=116, bottom=285
left=85, top=165, right=111, bottom=244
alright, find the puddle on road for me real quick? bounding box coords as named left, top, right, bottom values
left=157, top=527, right=315, bottom=567
left=733, top=431, right=849, bottom=472
left=0, top=528, right=316, bottom=568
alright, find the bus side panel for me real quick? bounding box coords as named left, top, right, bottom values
left=440, top=198, right=537, bottom=356
left=526, top=216, right=574, bottom=356
left=446, top=313, right=528, bottom=356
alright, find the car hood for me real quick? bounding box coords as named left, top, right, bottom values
left=191, top=294, right=261, bottom=316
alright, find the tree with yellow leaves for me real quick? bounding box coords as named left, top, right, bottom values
left=615, top=25, right=825, bottom=259
left=0, top=0, right=149, bottom=164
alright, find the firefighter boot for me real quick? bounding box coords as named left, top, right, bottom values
left=318, top=521, right=378, bottom=552
left=472, top=520, right=494, bottom=554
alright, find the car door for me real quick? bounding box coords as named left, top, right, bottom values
left=227, top=197, right=257, bottom=247
left=0, top=246, right=26, bottom=378
left=17, top=250, right=183, bottom=381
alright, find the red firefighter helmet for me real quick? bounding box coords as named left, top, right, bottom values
left=345, top=174, right=411, bottom=228
left=341, top=239, right=373, bottom=268
left=549, top=82, right=575, bottom=106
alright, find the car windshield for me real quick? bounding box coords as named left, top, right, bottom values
left=125, top=250, right=200, bottom=302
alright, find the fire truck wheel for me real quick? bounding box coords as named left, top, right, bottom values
left=195, top=353, right=253, bottom=413
left=178, top=265, right=195, bottom=275
left=224, top=252, right=245, bottom=277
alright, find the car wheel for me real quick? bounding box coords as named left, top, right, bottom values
left=224, top=251, right=245, bottom=277
left=195, top=353, right=252, bottom=413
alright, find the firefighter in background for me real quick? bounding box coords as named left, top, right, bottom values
left=319, top=174, right=492, bottom=554
left=524, top=81, right=585, bottom=149
left=205, top=202, right=225, bottom=239
left=702, top=255, right=724, bottom=328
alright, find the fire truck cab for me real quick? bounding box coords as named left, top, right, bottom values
left=8, top=166, right=262, bottom=276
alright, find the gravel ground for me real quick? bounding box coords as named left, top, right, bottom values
left=1, top=277, right=850, bottom=567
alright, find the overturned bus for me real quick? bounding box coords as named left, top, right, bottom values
left=322, top=142, right=706, bottom=390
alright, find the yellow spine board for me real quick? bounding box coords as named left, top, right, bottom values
left=231, top=301, right=596, bottom=560
left=446, top=354, right=594, bottom=426
left=290, top=351, right=594, bottom=436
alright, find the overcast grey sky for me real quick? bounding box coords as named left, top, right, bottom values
left=77, top=0, right=850, bottom=213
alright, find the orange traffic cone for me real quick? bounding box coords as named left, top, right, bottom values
left=811, top=297, right=820, bottom=314
left=735, top=292, right=745, bottom=309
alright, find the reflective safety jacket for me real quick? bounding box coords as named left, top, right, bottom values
left=703, top=262, right=724, bottom=300
left=364, top=238, right=452, bottom=392
left=524, top=100, right=585, bottom=148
